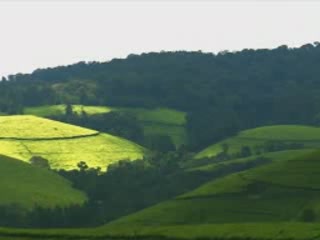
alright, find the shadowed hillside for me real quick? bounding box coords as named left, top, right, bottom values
left=0, top=155, right=86, bottom=208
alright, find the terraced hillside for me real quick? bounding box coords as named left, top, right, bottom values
left=107, top=149, right=320, bottom=228
left=0, top=154, right=86, bottom=208
left=0, top=115, right=145, bottom=170
left=25, top=105, right=187, bottom=146
left=196, top=125, right=320, bottom=159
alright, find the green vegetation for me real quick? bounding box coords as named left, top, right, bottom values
left=24, top=105, right=112, bottom=117
left=3, top=222, right=320, bottom=240
left=190, top=149, right=313, bottom=172
left=130, top=108, right=186, bottom=146
left=0, top=115, right=145, bottom=170
left=100, top=223, right=320, bottom=240
left=0, top=155, right=86, bottom=208
left=4, top=44, right=320, bottom=151
left=121, top=107, right=186, bottom=125
left=0, top=115, right=97, bottom=139
left=106, top=149, right=320, bottom=227
left=4, top=45, right=320, bottom=239
left=196, top=125, right=320, bottom=159
left=26, top=105, right=187, bottom=146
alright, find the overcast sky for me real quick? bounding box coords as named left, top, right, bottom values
left=0, top=1, right=319, bottom=77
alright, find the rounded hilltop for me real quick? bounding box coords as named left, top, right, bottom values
left=0, top=115, right=145, bottom=170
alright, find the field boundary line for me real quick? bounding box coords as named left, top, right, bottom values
left=0, top=132, right=100, bottom=141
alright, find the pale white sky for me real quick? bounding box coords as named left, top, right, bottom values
left=0, top=1, right=320, bottom=77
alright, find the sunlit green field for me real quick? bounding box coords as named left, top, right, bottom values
left=25, top=105, right=188, bottom=146
left=0, top=116, right=145, bottom=170
left=0, top=155, right=86, bottom=208
left=0, top=115, right=97, bottom=139
left=196, top=125, right=320, bottom=159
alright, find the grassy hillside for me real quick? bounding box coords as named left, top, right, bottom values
left=0, top=115, right=145, bottom=170
left=0, top=150, right=320, bottom=240
left=0, top=115, right=97, bottom=139
left=105, top=149, right=320, bottom=226
left=189, top=149, right=312, bottom=172
left=127, top=107, right=186, bottom=146
left=196, top=125, right=320, bottom=159
left=0, top=155, right=86, bottom=208
left=25, top=105, right=187, bottom=146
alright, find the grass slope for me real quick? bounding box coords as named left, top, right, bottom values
left=0, top=115, right=97, bottom=139
left=105, top=149, right=320, bottom=228
left=0, top=115, right=145, bottom=170
left=125, top=107, right=186, bottom=146
left=196, top=125, right=320, bottom=159
left=0, top=155, right=86, bottom=208
left=25, top=105, right=187, bottom=146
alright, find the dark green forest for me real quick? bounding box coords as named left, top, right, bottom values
left=2, top=42, right=320, bottom=150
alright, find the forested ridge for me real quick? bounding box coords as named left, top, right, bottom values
left=2, top=42, right=320, bottom=150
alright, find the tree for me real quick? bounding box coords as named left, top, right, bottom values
left=77, top=161, right=89, bottom=172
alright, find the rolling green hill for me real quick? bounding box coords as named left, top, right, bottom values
left=0, top=115, right=145, bottom=170
left=102, top=149, right=320, bottom=233
left=196, top=125, right=320, bottom=159
left=25, top=105, right=187, bottom=146
left=1, top=150, right=320, bottom=239
left=0, top=155, right=86, bottom=208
